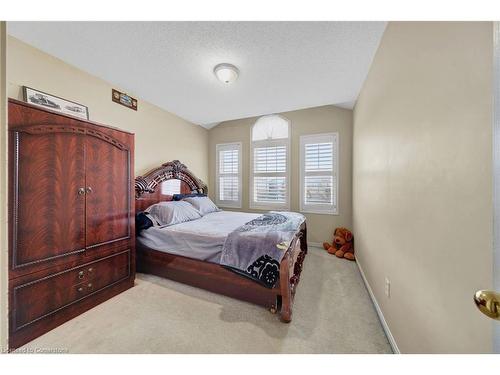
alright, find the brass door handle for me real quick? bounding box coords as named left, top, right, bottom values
left=474, top=290, right=500, bottom=320
left=78, top=187, right=85, bottom=196
left=86, top=186, right=93, bottom=194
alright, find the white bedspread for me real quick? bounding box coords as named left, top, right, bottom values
left=137, top=211, right=261, bottom=262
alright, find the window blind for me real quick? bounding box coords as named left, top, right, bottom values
left=250, top=115, right=290, bottom=209
left=254, top=176, right=287, bottom=203
left=161, top=179, right=181, bottom=196
left=300, top=134, right=338, bottom=214
left=254, top=146, right=287, bottom=173
left=252, top=143, right=288, bottom=206
left=219, top=176, right=239, bottom=201
left=216, top=143, right=241, bottom=207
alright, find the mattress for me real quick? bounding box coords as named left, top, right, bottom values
left=137, top=211, right=261, bottom=262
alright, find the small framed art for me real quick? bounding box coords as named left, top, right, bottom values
left=112, top=89, right=138, bottom=111
left=23, top=86, right=89, bottom=120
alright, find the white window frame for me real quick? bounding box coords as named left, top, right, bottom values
left=299, top=132, right=339, bottom=215
left=215, top=142, right=242, bottom=208
left=250, top=116, right=290, bottom=210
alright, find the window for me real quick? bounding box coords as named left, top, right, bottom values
left=300, top=133, right=338, bottom=214
left=250, top=115, right=290, bottom=209
left=216, top=142, right=242, bottom=208
left=161, top=179, right=181, bottom=195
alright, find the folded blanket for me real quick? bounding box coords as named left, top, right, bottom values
left=220, top=211, right=305, bottom=288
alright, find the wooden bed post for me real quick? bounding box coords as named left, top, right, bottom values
left=279, top=251, right=293, bottom=323
left=278, top=224, right=307, bottom=323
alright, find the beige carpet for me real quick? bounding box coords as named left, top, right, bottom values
left=20, top=247, right=392, bottom=353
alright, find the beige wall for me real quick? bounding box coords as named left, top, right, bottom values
left=353, top=22, right=493, bottom=353
left=208, top=105, right=353, bottom=244
left=0, top=22, right=8, bottom=351
left=7, top=36, right=209, bottom=180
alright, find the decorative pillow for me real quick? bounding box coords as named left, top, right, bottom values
left=183, top=196, right=220, bottom=216
left=135, top=212, right=155, bottom=233
left=172, top=193, right=206, bottom=201
left=145, top=201, right=202, bottom=226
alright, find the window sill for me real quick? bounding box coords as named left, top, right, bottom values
left=250, top=204, right=290, bottom=211
left=300, top=209, right=339, bottom=216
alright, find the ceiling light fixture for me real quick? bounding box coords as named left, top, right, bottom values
left=214, top=63, right=239, bottom=84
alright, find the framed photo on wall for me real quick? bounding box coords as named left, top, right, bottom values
left=23, top=86, right=89, bottom=120
left=112, top=89, right=138, bottom=111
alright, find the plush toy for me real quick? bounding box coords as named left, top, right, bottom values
left=323, top=227, right=355, bottom=261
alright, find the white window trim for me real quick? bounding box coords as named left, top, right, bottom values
left=215, top=142, right=242, bottom=209
left=249, top=116, right=290, bottom=211
left=299, top=132, right=339, bottom=215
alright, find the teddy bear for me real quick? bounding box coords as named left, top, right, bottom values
left=322, top=227, right=355, bottom=261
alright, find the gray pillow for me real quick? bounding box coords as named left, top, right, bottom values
left=183, top=196, right=220, bottom=216
left=145, top=201, right=201, bottom=226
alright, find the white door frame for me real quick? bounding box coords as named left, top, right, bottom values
left=0, top=21, right=8, bottom=351
left=492, top=21, right=500, bottom=354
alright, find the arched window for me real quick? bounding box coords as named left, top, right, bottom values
left=250, top=115, right=290, bottom=209
left=252, top=115, right=289, bottom=141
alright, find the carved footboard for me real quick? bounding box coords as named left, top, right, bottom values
left=278, top=223, right=308, bottom=322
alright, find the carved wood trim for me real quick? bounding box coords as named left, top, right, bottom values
left=278, top=223, right=307, bottom=322
left=11, top=131, right=132, bottom=269
left=135, top=160, right=208, bottom=198
left=85, top=147, right=132, bottom=250
left=11, top=131, right=87, bottom=270
left=12, top=249, right=131, bottom=332
left=290, top=228, right=307, bottom=297
left=10, top=124, right=129, bottom=150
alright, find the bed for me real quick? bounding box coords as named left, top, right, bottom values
left=135, top=160, right=307, bottom=322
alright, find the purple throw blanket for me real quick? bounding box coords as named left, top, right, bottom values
left=219, top=212, right=305, bottom=288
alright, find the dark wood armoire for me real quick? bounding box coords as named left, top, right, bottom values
left=8, top=99, right=136, bottom=349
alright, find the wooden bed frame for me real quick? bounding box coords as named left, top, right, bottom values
left=135, top=160, right=307, bottom=322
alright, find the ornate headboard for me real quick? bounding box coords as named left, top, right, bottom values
left=135, top=160, right=208, bottom=211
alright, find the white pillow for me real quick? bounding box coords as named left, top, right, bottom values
left=145, top=201, right=201, bottom=226
left=183, top=196, right=220, bottom=216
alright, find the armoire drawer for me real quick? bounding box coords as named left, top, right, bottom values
left=12, top=250, right=130, bottom=331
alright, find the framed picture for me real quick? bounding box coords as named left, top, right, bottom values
left=112, top=89, right=138, bottom=111
left=23, top=86, right=89, bottom=120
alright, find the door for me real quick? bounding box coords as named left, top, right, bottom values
left=483, top=21, right=500, bottom=353
left=13, top=130, right=86, bottom=268
left=84, top=133, right=130, bottom=249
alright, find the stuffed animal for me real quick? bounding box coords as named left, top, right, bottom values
left=322, top=227, right=355, bottom=261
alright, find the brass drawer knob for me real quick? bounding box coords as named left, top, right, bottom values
left=77, top=187, right=85, bottom=196
left=88, top=267, right=93, bottom=273
left=77, top=287, right=84, bottom=292
left=87, top=283, right=93, bottom=288
left=78, top=271, right=84, bottom=279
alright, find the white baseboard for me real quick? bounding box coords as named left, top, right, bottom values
left=356, top=258, right=400, bottom=354
left=307, top=241, right=323, bottom=248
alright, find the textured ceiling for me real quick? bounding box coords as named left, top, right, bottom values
left=8, top=22, right=386, bottom=128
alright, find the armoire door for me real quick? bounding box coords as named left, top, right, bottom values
left=12, top=130, right=86, bottom=268
left=84, top=133, right=130, bottom=249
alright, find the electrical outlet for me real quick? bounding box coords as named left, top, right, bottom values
left=385, top=277, right=391, bottom=298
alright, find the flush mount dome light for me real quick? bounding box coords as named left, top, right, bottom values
left=214, top=63, right=239, bottom=84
